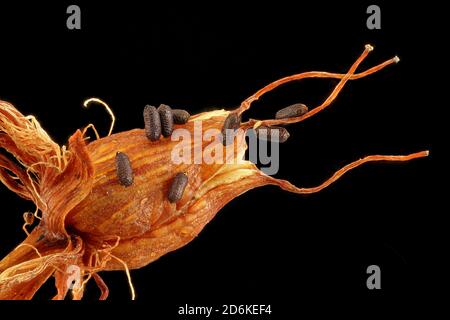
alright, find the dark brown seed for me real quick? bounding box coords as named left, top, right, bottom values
left=172, top=109, right=190, bottom=124
left=221, top=112, right=241, bottom=145
left=115, top=152, right=134, bottom=187
left=143, top=105, right=161, bottom=141
left=168, top=172, right=188, bottom=203
left=275, top=103, right=308, bottom=119
left=255, top=126, right=290, bottom=143
left=158, top=104, right=174, bottom=137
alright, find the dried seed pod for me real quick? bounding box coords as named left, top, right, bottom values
left=221, top=112, right=241, bottom=145
left=158, top=104, right=174, bottom=137
left=167, top=172, right=188, bottom=203
left=275, top=103, right=308, bottom=119
left=172, top=109, right=190, bottom=124
left=143, top=105, right=161, bottom=141
left=255, top=126, right=290, bottom=143
left=0, top=45, right=429, bottom=300
left=115, top=152, right=134, bottom=187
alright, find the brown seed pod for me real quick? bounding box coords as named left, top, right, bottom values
left=172, top=109, right=190, bottom=124
left=158, top=104, right=174, bottom=137
left=115, top=152, right=134, bottom=187
left=167, top=172, right=188, bottom=203
left=0, top=45, right=428, bottom=300
left=255, top=126, right=290, bottom=143
left=143, top=105, right=161, bottom=141
left=221, top=112, right=241, bottom=145
left=275, top=103, right=309, bottom=119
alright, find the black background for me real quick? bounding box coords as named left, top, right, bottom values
left=0, top=0, right=442, bottom=317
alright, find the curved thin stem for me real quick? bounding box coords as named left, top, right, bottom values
left=237, top=45, right=400, bottom=131
left=82, top=123, right=101, bottom=140
left=109, top=253, right=136, bottom=300
left=267, top=151, right=429, bottom=194
left=93, top=273, right=109, bottom=300
left=83, top=98, right=115, bottom=137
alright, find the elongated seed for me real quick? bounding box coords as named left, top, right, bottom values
left=221, top=112, right=241, bottom=145
left=168, top=172, right=188, bottom=203
left=255, top=126, right=290, bottom=143
left=172, top=109, right=190, bottom=124
left=158, top=104, right=174, bottom=137
left=275, top=103, right=308, bottom=119
left=116, top=152, right=134, bottom=186
left=143, top=105, right=161, bottom=141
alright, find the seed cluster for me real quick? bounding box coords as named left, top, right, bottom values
left=250, top=103, right=309, bottom=143
left=115, top=104, right=192, bottom=202
left=116, top=102, right=304, bottom=197
left=144, top=104, right=190, bottom=141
